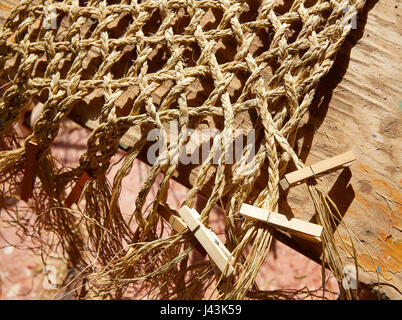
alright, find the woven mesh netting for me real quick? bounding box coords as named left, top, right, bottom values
left=0, top=0, right=365, bottom=299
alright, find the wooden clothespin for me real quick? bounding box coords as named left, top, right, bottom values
left=20, top=141, right=39, bottom=202
left=158, top=203, right=207, bottom=256
left=240, top=204, right=323, bottom=242
left=178, top=206, right=235, bottom=277
left=280, top=151, right=356, bottom=190
left=64, top=171, right=92, bottom=208
left=158, top=203, right=188, bottom=234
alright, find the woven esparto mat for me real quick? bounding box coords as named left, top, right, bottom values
left=0, top=0, right=365, bottom=299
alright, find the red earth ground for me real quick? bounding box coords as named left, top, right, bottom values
left=0, top=120, right=339, bottom=299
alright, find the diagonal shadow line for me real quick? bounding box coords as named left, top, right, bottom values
left=275, top=0, right=379, bottom=263
left=296, top=0, right=380, bottom=164
left=280, top=0, right=379, bottom=214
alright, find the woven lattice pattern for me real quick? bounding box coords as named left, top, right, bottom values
left=0, top=0, right=365, bottom=299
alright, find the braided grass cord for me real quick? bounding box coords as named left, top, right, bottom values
left=0, top=0, right=366, bottom=299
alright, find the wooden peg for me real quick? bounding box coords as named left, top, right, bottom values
left=280, top=151, right=356, bottom=190
left=240, top=204, right=322, bottom=242
left=64, top=171, right=92, bottom=208
left=158, top=203, right=207, bottom=256
left=20, top=141, right=39, bottom=202
left=178, top=206, right=235, bottom=277
left=158, top=203, right=188, bottom=234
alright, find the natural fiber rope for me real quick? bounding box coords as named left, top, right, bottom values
left=0, top=0, right=365, bottom=299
